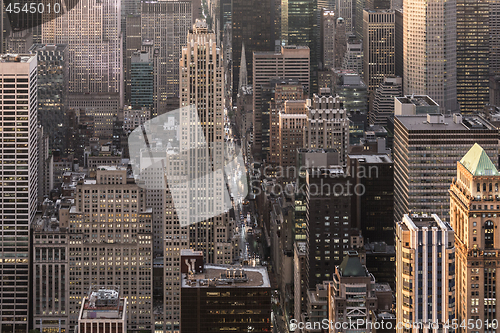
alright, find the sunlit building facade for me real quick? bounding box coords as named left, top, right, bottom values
left=450, top=144, right=500, bottom=330
left=403, top=0, right=457, bottom=113
left=0, top=54, right=38, bottom=333
left=395, top=214, right=455, bottom=332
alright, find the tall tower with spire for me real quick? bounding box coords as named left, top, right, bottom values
left=450, top=143, right=500, bottom=329
left=238, top=42, right=248, bottom=94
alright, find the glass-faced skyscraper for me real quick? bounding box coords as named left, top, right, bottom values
left=130, top=51, right=154, bottom=109
left=232, top=0, right=274, bottom=101
left=456, top=0, right=489, bottom=114
left=0, top=54, right=38, bottom=333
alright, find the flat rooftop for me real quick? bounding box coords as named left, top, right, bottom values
left=396, top=95, right=438, bottom=107
left=0, top=54, right=35, bottom=63
left=348, top=154, right=392, bottom=164
left=373, top=283, right=392, bottom=292
left=182, top=265, right=270, bottom=288
left=396, top=115, right=496, bottom=131
left=402, top=214, right=453, bottom=232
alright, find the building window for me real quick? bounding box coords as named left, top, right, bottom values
left=485, top=220, right=494, bottom=249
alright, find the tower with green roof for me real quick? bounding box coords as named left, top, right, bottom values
left=450, top=143, right=500, bottom=326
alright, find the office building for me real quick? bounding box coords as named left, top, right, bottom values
left=181, top=263, right=271, bottom=333
left=363, top=242, right=395, bottom=289
left=281, top=0, right=315, bottom=48
left=281, top=0, right=320, bottom=92
left=393, top=113, right=498, bottom=222
left=336, top=0, right=353, bottom=33
left=77, top=286, right=127, bottom=333
left=179, top=20, right=232, bottom=263
left=130, top=51, right=154, bottom=109
left=67, top=167, right=153, bottom=332
left=354, top=0, right=391, bottom=40
left=335, top=74, right=368, bottom=144
left=305, top=167, right=355, bottom=288
left=37, top=126, right=54, bottom=208
left=252, top=46, right=310, bottom=160
left=403, top=0, right=457, bottom=113
left=490, top=1, right=500, bottom=80
left=140, top=1, right=192, bottom=113
left=29, top=44, right=68, bottom=152
left=124, top=14, right=141, bottom=104
left=321, top=9, right=336, bottom=70
left=394, top=9, right=403, bottom=79
left=363, top=9, right=395, bottom=92
left=334, top=18, right=347, bottom=69
left=450, top=143, right=500, bottom=327
left=304, top=94, right=350, bottom=165
left=157, top=21, right=235, bottom=332
left=269, top=81, right=306, bottom=168
left=278, top=100, right=308, bottom=176
left=369, top=76, right=402, bottom=125
left=341, top=39, right=363, bottom=75
left=32, top=199, right=70, bottom=333
left=354, top=0, right=366, bottom=40
left=327, top=252, right=393, bottom=333
left=41, top=0, right=122, bottom=100
left=232, top=0, right=274, bottom=101
left=348, top=154, right=394, bottom=245
left=395, top=214, right=455, bottom=331
left=456, top=0, right=489, bottom=114
left=294, top=242, right=309, bottom=321
left=0, top=54, right=37, bottom=333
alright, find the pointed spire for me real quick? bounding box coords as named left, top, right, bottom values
left=238, top=42, right=248, bottom=93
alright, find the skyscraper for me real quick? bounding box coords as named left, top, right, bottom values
left=130, top=51, right=154, bottom=109
left=456, top=0, right=489, bottom=114
left=363, top=9, right=395, bottom=92
left=393, top=113, right=498, bottom=222
left=252, top=45, right=310, bottom=160
left=124, top=14, right=141, bottom=104
left=321, top=9, right=336, bottom=70
left=67, top=167, right=153, bottom=332
left=0, top=54, right=38, bottom=333
left=179, top=20, right=231, bottom=263
left=232, top=0, right=274, bottom=101
left=336, top=0, right=353, bottom=33
left=141, top=1, right=192, bottom=114
left=29, top=43, right=68, bottom=152
left=305, top=167, right=354, bottom=288
left=450, top=144, right=500, bottom=328
left=41, top=0, right=123, bottom=104
left=281, top=0, right=319, bottom=92
left=403, top=0, right=457, bottom=113
left=395, top=214, right=455, bottom=331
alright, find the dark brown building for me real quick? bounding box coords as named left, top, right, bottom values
left=305, top=167, right=356, bottom=288
left=181, top=266, right=272, bottom=333
left=348, top=154, right=394, bottom=244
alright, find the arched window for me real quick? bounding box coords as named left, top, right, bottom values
left=496, top=183, right=499, bottom=192
left=490, top=183, right=493, bottom=192
left=485, top=220, right=494, bottom=249
left=477, top=183, right=481, bottom=192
